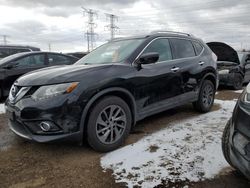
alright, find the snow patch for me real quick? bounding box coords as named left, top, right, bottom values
left=101, top=100, right=236, bottom=187
left=234, top=90, right=243, bottom=94
left=0, top=103, right=5, bottom=114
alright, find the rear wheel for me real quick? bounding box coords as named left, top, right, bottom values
left=232, top=74, right=243, bottom=90
left=193, top=80, right=215, bottom=113
left=87, top=96, right=132, bottom=152
left=222, top=119, right=233, bottom=166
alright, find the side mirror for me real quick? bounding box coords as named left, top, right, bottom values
left=139, top=52, right=159, bottom=65
left=3, top=64, right=15, bottom=70
left=135, top=52, right=159, bottom=70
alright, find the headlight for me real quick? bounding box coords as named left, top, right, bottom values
left=243, top=83, right=250, bottom=103
left=218, top=69, right=229, bottom=75
left=31, top=82, right=79, bottom=101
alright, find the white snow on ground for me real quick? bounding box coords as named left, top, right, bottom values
left=0, top=103, right=5, bottom=114
left=101, top=99, right=236, bottom=187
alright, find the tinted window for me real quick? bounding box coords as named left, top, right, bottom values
left=193, top=41, right=203, bottom=55
left=170, top=39, right=196, bottom=59
left=48, top=54, right=73, bottom=65
left=142, top=38, right=172, bottom=62
left=13, top=54, right=45, bottom=68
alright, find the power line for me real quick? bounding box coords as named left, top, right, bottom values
left=105, top=13, right=119, bottom=40
left=82, top=7, right=98, bottom=52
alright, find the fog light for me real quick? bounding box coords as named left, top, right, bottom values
left=39, top=122, right=51, bottom=132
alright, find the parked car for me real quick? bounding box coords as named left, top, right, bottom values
left=66, top=52, right=88, bottom=59
left=5, top=31, right=218, bottom=152
left=237, top=51, right=250, bottom=83
left=0, top=45, right=40, bottom=59
left=0, top=52, right=79, bottom=99
left=207, top=42, right=244, bottom=90
left=222, top=83, right=250, bottom=180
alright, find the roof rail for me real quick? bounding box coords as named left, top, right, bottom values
left=150, top=30, right=193, bottom=37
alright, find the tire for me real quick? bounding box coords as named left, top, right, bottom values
left=193, top=80, right=215, bottom=113
left=87, top=96, right=132, bottom=152
left=232, top=74, right=243, bottom=90
left=222, top=119, right=233, bottom=167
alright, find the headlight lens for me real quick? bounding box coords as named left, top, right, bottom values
left=31, top=82, right=79, bottom=101
left=218, top=69, right=229, bottom=75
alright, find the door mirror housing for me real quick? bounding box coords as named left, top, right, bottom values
left=139, top=52, right=159, bottom=65
left=135, top=52, right=159, bottom=70
left=3, top=63, right=15, bottom=70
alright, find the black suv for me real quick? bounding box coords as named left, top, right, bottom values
left=5, top=31, right=218, bottom=152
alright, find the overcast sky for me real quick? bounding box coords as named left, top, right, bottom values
left=0, top=0, right=249, bottom=52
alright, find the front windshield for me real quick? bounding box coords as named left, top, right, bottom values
left=75, top=38, right=144, bottom=65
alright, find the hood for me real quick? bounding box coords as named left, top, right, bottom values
left=207, top=42, right=240, bottom=64
left=16, top=64, right=112, bottom=86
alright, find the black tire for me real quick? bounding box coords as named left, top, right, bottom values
left=193, top=80, right=215, bottom=113
left=232, top=74, right=243, bottom=90
left=222, top=119, right=233, bottom=167
left=87, top=96, right=132, bottom=152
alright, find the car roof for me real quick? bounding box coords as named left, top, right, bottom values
left=112, top=31, right=199, bottom=42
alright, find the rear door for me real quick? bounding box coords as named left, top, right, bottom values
left=169, top=38, right=205, bottom=98
left=3, top=53, right=46, bottom=91
left=133, top=38, right=183, bottom=117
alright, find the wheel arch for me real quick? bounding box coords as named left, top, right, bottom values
left=79, top=87, right=137, bottom=141
left=201, top=72, right=217, bottom=90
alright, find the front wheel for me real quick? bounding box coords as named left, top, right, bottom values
left=193, top=80, right=215, bottom=113
left=87, top=96, right=132, bottom=152
left=222, top=119, right=233, bottom=166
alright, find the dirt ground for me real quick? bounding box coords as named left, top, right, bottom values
left=0, top=89, right=250, bottom=188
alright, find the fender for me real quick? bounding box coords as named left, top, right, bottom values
left=200, top=71, right=218, bottom=89
left=79, top=87, right=137, bottom=141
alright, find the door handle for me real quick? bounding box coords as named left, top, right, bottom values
left=171, top=67, right=180, bottom=72
left=199, top=61, right=205, bottom=66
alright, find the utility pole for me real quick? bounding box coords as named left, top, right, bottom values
left=105, top=14, right=119, bottom=40
left=82, top=7, right=98, bottom=52
left=48, top=43, right=51, bottom=52
left=1, top=35, right=9, bottom=45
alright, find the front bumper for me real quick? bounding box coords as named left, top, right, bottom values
left=228, top=102, right=250, bottom=179
left=219, top=73, right=235, bottom=86
left=5, top=94, right=84, bottom=143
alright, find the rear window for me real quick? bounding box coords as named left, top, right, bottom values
left=193, top=41, right=203, bottom=55
left=170, top=39, right=196, bottom=59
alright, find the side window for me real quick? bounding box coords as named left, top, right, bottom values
left=13, top=56, right=33, bottom=68
left=170, top=39, right=196, bottom=59
left=13, top=54, right=45, bottom=68
left=142, top=38, right=172, bottom=62
left=193, top=41, right=203, bottom=55
left=48, top=54, right=73, bottom=65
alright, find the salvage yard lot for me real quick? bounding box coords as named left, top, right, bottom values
left=0, top=90, right=250, bottom=188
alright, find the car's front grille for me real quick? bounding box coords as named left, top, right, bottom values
left=9, top=85, right=30, bottom=104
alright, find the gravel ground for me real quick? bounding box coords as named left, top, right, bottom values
left=0, top=89, right=250, bottom=188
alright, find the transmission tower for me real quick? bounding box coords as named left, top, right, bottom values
left=82, top=7, right=98, bottom=52
left=1, top=35, right=9, bottom=45
left=105, top=14, right=119, bottom=40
